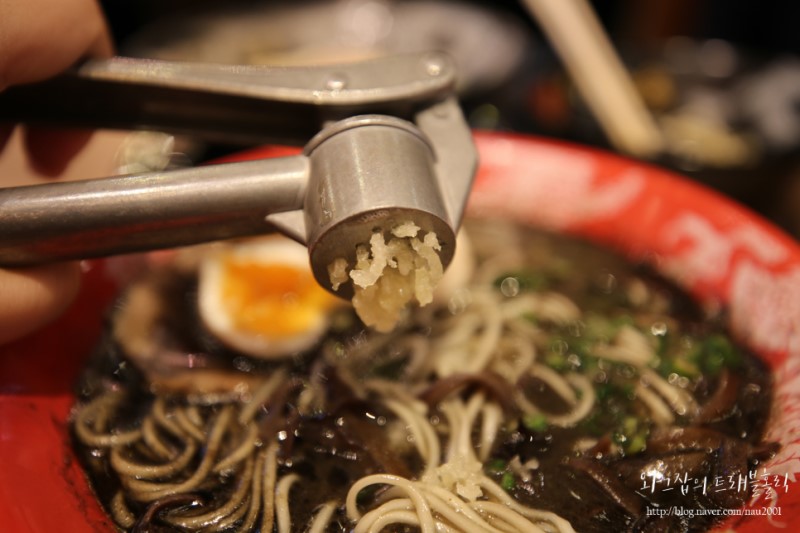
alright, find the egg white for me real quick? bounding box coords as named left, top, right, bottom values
left=198, top=237, right=335, bottom=359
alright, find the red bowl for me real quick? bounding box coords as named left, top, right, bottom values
left=2, top=131, right=799, bottom=532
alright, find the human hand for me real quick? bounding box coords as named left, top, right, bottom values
left=0, top=0, right=113, bottom=344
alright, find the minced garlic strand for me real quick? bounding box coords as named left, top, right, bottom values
left=329, top=222, right=444, bottom=332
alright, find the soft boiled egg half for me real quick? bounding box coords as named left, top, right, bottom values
left=198, top=236, right=342, bottom=359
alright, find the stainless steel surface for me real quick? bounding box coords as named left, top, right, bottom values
left=303, top=115, right=454, bottom=299
left=0, top=157, right=308, bottom=264
left=0, top=53, right=456, bottom=145
left=415, top=97, right=476, bottom=229
left=0, top=53, right=477, bottom=295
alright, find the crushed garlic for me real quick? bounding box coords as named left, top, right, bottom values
left=328, top=222, right=443, bottom=332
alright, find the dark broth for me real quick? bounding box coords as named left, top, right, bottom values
left=72, top=220, right=776, bottom=532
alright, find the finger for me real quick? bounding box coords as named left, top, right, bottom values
left=0, top=0, right=114, bottom=90
left=0, top=262, right=81, bottom=345
left=22, top=126, right=94, bottom=177
left=0, top=124, right=12, bottom=152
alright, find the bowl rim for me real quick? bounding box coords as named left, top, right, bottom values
left=1, top=131, right=798, bottom=532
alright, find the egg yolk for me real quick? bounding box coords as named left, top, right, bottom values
left=220, top=257, right=337, bottom=337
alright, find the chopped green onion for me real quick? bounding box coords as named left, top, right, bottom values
left=612, top=416, right=650, bottom=455
left=691, top=334, right=741, bottom=376
left=493, top=271, right=547, bottom=292
left=486, top=458, right=507, bottom=473
left=544, top=353, right=569, bottom=372
left=627, top=433, right=647, bottom=454
left=501, top=472, right=516, bottom=491
left=522, top=413, right=548, bottom=432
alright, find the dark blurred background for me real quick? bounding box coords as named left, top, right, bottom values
left=100, top=0, right=800, bottom=56
left=98, top=0, right=800, bottom=238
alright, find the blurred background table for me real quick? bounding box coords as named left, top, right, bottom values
left=97, top=0, right=800, bottom=239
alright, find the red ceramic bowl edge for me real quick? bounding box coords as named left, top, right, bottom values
left=2, top=131, right=799, bottom=531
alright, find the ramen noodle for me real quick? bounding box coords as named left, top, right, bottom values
left=72, top=219, right=776, bottom=532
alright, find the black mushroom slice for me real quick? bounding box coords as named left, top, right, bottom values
left=707, top=437, right=751, bottom=509
left=132, top=494, right=204, bottom=533
left=418, top=371, right=517, bottom=412
left=256, top=377, right=306, bottom=452
left=614, top=450, right=713, bottom=491
left=330, top=404, right=416, bottom=479
left=647, top=426, right=777, bottom=463
left=567, top=458, right=648, bottom=518
left=647, top=426, right=732, bottom=455
left=627, top=426, right=779, bottom=511
left=696, top=368, right=742, bottom=424
left=325, top=364, right=418, bottom=478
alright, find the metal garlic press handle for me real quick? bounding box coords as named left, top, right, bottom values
left=0, top=54, right=457, bottom=145
left=0, top=53, right=477, bottom=296
left=0, top=157, right=309, bottom=264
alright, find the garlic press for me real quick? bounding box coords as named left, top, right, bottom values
left=0, top=53, right=477, bottom=295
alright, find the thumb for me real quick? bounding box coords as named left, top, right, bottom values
left=0, top=262, right=81, bottom=345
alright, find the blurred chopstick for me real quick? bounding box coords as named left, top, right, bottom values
left=521, top=0, right=664, bottom=159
